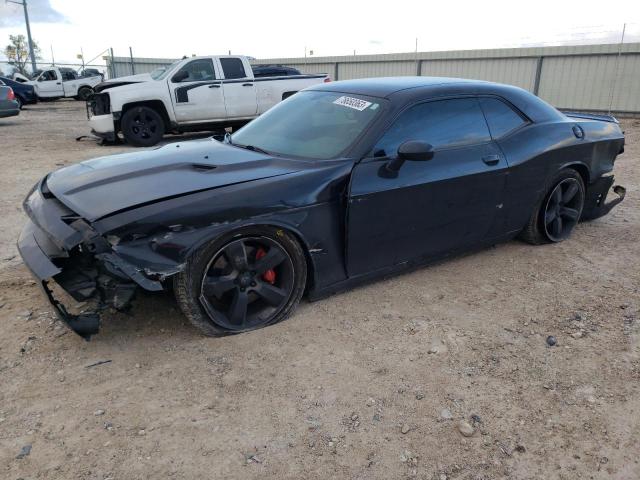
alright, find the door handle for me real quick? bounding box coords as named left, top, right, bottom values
left=56, top=82, right=61, bottom=85
left=208, top=84, right=220, bottom=88
left=482, top=154, right=501, bottom=166
left=242, top=83, right=254, bottom=87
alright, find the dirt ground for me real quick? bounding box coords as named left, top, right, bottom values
left=0, top=100, right=638, bottom=480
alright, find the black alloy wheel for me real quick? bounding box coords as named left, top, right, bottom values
left=542, top=178, right=584, bottom=242
left=130, top=111, right=158, bottom=141
left=198, top=236, right=295, bottom=331
left=77, top=87, right=93, bottom=101
left=121, top=106, right=165, bottom=147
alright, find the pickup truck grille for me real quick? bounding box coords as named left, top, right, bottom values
left=87, top=93, right=110, bottom=117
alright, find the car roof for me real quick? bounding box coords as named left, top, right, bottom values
left=311, top=76, right=482, bottom=98
left=310, top=76, right=564, bottom=123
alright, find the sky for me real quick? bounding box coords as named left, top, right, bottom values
left=0, top=0, right=639, bottom=68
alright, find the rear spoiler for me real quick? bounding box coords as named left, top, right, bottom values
left=561, top=110, right=619, bottom=124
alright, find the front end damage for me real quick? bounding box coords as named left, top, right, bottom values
left=582, top=175, right=626, bottom=221
left=17, top=178, right=163, bottom=340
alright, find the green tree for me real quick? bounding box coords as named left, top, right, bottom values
left=4, top=34, right=41, bottom=75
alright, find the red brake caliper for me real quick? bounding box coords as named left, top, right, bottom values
left=255, top=247, right=276, bottom=284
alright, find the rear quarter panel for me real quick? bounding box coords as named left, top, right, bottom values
left=498, top=118, right=624, bottom=233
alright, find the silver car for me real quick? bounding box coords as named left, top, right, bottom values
left=0, top=84, right=20, bottom=118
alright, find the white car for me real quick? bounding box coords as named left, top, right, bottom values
left=87, top=55, right=330, bottom=146
left=30, top=67, right=102, bottom=101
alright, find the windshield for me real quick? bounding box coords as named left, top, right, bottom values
left=152, top=61, right=180, bottom=80
left=231, top=91, right=383, bottom=159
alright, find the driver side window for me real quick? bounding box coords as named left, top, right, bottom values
left=373, top=98, right=490, bottom=157
left=172, top=59, right=216, bottom=83
left=39, top=70, right=58, bottom=82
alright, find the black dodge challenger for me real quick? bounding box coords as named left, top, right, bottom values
left=18, top=77, right=626, bottom=339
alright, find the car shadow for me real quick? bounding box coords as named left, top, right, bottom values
left=95, top=289, right=203, bottom=342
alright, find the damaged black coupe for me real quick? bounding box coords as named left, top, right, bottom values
left=18, top=77, right=626, bottom=339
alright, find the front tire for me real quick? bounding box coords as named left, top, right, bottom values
left=520, top=169, right=585, bottom=244
left=174, top=227, right=307, bottom=336
left=121, top=106, right=165, bottom=147
left=15, top=96, right=23, bottom=109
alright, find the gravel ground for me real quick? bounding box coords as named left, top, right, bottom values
left=0, top=100, right=638, bottom=480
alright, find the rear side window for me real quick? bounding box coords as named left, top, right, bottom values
left=220, top=57, right=247, bottom=79
left=61, top=70, right=75, bottom=81
left=374, top=98, right=490, bottom=156
left=479, top=97, right=527, bottom=139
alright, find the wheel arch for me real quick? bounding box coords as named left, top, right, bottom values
left=121, top=100, right=171, bottom=130
left=561, top=161, right=591, bottom=187
left=282, top=91, right=298, bottom=101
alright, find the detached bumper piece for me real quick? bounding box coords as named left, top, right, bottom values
left=581, top=175, right=626, bottom=221
left=40, top=279, right=100, bottom=340
left=17, top=180, right=159, bottom=340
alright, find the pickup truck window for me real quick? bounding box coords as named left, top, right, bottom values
left=61, top=70, right=76, bottom=81
left=220, top=58, right=247, bottom=79
left=152, top=61, right=180, bottom=80
left=231, top=91, right=382, bottom=159
left=39, top=70, right=57, bottom=81
left=172, top=59, right=216, bottom=83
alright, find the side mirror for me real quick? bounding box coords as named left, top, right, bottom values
left=171, top=70, right=188, bottom=83
left=382, top=141, right=434, bottom=177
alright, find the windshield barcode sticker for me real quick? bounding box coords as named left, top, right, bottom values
left=333, top=96, right=372, bottom=111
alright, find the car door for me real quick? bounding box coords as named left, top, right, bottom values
left=35, top=69, right=64, bottom=97
left=60, top=69, right=77, bottom=96
left=346, top=97, right=509, bottom=276
left=218, top=57, right=258, bottom=118
left=169, top=58, right=226, bottom=123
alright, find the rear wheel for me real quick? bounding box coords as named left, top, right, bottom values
left=15, top=96, right=23, bottom=109
left=121, top=106, right=165, bottom=147
left=77, top=87, right=93, bottom=101
left=520, top=169, right=585, bottom=244
left=174, top=227, right=307, bottom=336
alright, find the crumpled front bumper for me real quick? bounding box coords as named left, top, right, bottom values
left=18, top=219, right=101, bottom=340
left=581, top=175, right=626, bottom=221
left=17, top=180, right=161, bottom=340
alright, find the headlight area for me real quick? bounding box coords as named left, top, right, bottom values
left=21, top=224, right=164, bottom=340
left=18, top=180, right=164, bottom=339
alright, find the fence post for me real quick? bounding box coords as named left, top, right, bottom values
left=533, top=56, right=544, bottom=96
left=129, top=47, right=135, bottom=75
left=109, top=47, right=115, bottom=79
left=334, top=62, right=339, bottom=81
left=416, top=59, right=422, bottom=76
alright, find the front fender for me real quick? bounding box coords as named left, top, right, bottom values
left=109, top=201, right=346, bottom=295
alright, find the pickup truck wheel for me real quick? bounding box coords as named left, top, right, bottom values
left=121, top=106, right=165, bottom=147
left=76, top=86, right=93, bottom=101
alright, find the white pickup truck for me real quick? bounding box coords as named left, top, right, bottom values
left=30, top=67, right=102, bottom=101
left=88, top=55, right=330, bottom=147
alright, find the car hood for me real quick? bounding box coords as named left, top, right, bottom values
left=46, top=139, right=304, bottom=222
left=105, top=73, right=152, bottom=83
left=95, top=73, right=153, bottom=92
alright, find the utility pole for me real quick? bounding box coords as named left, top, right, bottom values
left=7, top=0, right=37, bottom=74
